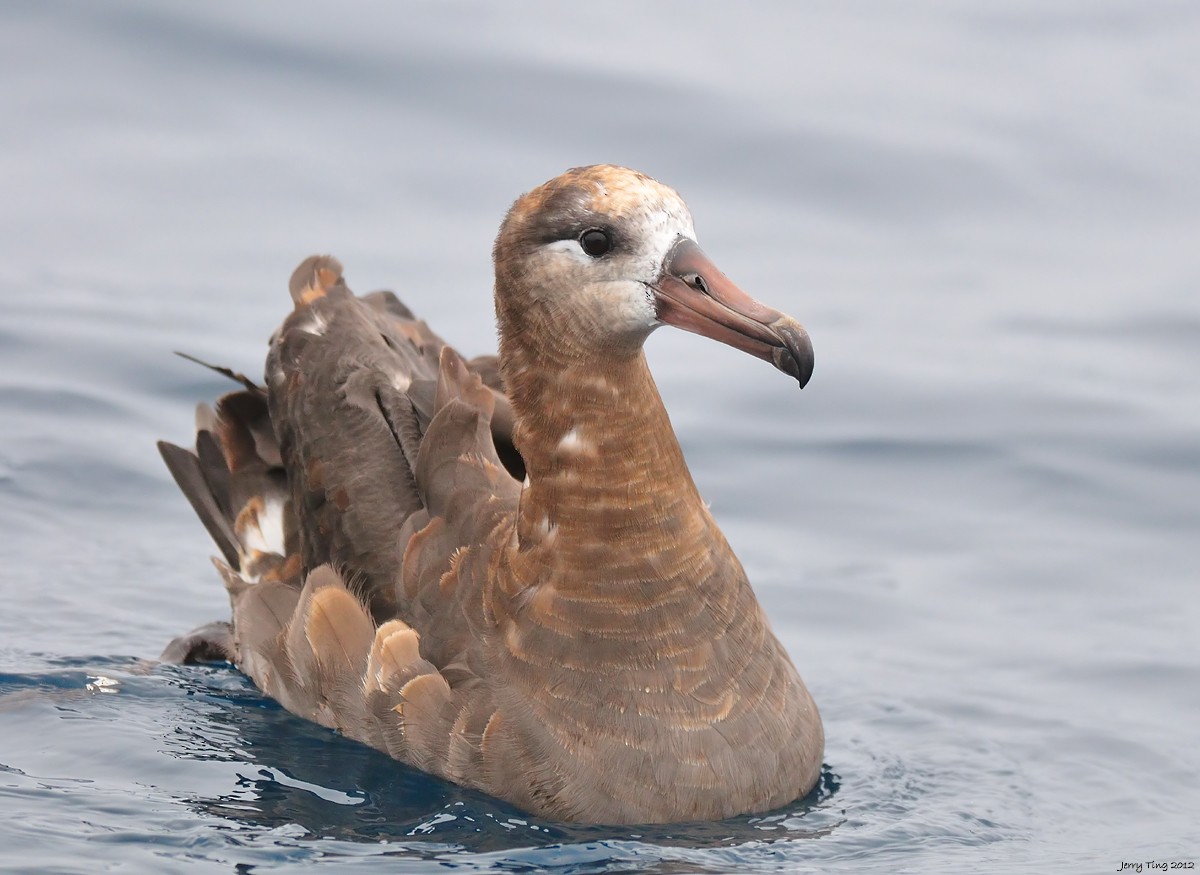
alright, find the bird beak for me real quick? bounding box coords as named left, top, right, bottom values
left=651, top=237, right=814, bottom=387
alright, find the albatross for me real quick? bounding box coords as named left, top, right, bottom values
left=158, top=165, right=822, bottom=824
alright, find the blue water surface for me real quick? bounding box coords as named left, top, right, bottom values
left=1, top=2, right=1198, bottom=872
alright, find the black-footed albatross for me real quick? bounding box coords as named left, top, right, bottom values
left=158, top=164, right=822, bottom=824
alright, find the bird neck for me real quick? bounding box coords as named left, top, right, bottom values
left=498, top=336, right=733, bottom=600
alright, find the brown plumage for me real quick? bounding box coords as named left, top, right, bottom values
left=158, top=165, right=822, bottom=824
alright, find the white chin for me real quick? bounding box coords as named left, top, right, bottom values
left=593, top=281, right=658, bottom=337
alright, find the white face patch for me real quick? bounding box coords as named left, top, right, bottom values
left=544, top=238, right=595, bottom=263
left=542, top=199, right=697, bottom=336
left=634, top=208, right=698, bottom=281
left=587, top=280, right=658, bottom=335
left=522, top=168, right=702, bottom=344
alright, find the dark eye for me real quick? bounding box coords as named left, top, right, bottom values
left=579, top=228, right=612, bottom=258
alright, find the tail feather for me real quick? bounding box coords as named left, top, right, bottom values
left=215, top=390, right=281, bottom=468
left=194, top=430, right=233, bottom=517
left=158, top=440, right=240, bottom=569
left=173, top=351, right=262, bottom=394
left=159, top=364, right=300, bottom=587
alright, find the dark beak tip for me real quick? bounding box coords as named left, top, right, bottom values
left=790, top=353, right=815, bottom=389
left=795, top=345, right=814, bottom=389
left=771, top=322, right=814, bottom=389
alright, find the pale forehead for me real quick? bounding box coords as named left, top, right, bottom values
left=506, top=165, right=695, bottom=245
left=579, top=166, right=689, bottom=221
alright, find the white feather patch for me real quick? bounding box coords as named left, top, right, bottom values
left=297, top=311, right=328, bottom=336
left=242, top=496, right=286, bottom=555
left=556, top=427, right=588, bottom=455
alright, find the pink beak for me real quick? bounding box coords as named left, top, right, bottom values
left=651, top=238, right=814, bottom=387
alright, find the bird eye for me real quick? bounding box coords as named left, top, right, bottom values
left=579, top=228, right=612, bottom=258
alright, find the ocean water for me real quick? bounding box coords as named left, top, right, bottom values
left=1, top=2, right=1198, bottom=872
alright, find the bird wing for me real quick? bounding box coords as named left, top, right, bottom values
left=159, top=255, right=521, bottom=763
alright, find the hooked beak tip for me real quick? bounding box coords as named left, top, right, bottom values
left=770, top=318, right=814, bottom=388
